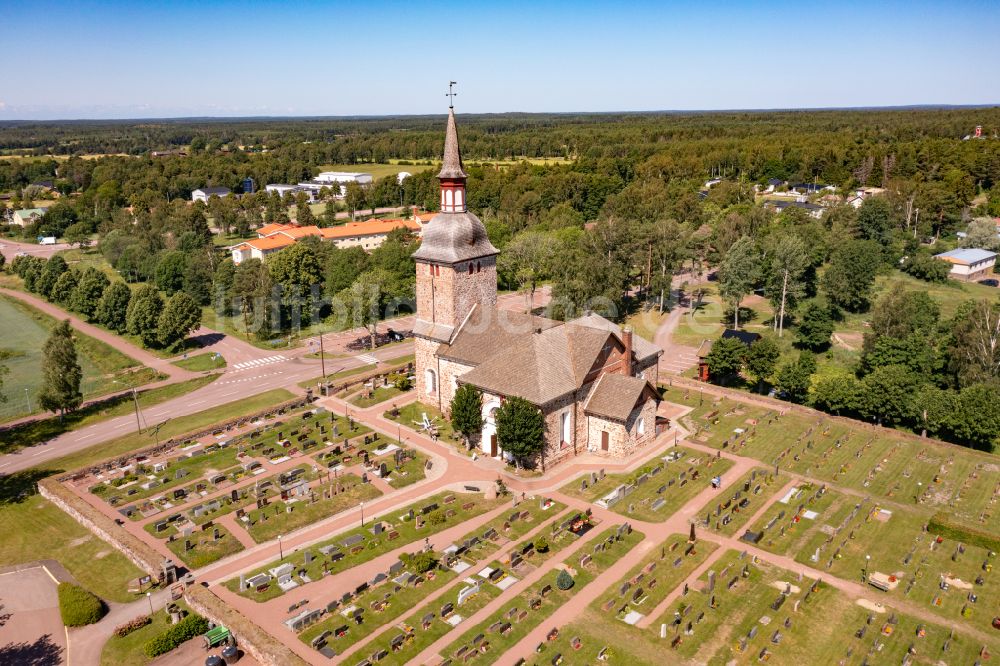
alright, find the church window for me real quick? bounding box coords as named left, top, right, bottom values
left=445, top=189, right=454, bottom=209
left=425, top=369, right=437, bottom=394
left=476, top=261, right=481, bottom=272
left=637, top=417, right=646, bottom=436
left=561, top=411, right=571, bottom=445
left=468, top=263, right=474, bottom=275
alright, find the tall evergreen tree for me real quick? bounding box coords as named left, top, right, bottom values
left=450, top=384, right=484, bottom=450
left=495, top=396, right=546, bottom=470
left=38, top=319, right=82, bottom=417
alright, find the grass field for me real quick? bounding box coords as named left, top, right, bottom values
left=243, top=477, right=382, bottom=543
left=317, top=163, right=435, bottom=179
left=661, top=387, right=1000, bottom=526
left=171, top=352, right=226, bottom=371
left=0, top=494, right=142, bottom=603
left=165, top=523, right=245, bottom=569
left=348, top=384, right=408, bottom=408
left=560, top=446, right=734, bottom=523
left=0, top=375, right=217, bottom=455
left=384, top=402, right=462, bottom=449
left=0, top=293, right=161, bottom=422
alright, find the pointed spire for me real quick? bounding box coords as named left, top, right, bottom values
left=438, top=107, right=467, bottom=180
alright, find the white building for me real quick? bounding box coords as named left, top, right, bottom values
left=933, top=248, right=997, bottom=282
left=191, top=186, right=231, bottom=203
left=313, top=172, right=373, bottom=197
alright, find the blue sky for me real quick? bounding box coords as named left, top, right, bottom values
left=2, top=0, right=998, bottom=119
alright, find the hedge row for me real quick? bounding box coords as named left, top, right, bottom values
left=143, top=613, right=209, bottom=658
left=57, top=582, right=106, bottom=627
left=928, top=512, right=1000, bottom=552
left=114, top=614, right=151, bottom=638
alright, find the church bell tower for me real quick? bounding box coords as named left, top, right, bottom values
left=411, top=91, right=499, bottom=409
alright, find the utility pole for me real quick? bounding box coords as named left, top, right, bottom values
left=132, top=388, right=143, bottom=433
left=319, top=331, right=326, bottom=380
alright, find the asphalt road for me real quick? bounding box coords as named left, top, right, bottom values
left=0, top=288, right=548, bottom=476
left=0, top=237, right=71, bottom=261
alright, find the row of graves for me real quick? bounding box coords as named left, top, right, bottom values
left=661, top=550, right=828, bottom=662
left=740, top=482, right=830, bottom=549
left=700, top=467, right=779, bottom=536
left=298, top=497, right=569, bottom=661
left=447, top=523, right=642, bottom=665
left=94, top=440, right=240, bottom=512
left=746, top=485, right=1000, bottom=632
left=598, top=530, right=709, bottom=628
left=587, top=448, right=733, bottom=522
left=229, top=491, right=499, bottom=602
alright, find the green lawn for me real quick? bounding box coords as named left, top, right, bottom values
left=226, top=492, right=503, bottom=602
left=0, top=375, right=217, bottom=455
left=0, top=293, right=162, bottom=422
left=560, top=446, right=734, bottom=523
left=348, top=385, right=408, bottom=408
left=100, top=601, right=196, bottom=666
left=243, top=477, right=383, bottom=543
left=695, top=467, right=786, bottom=537
left=384, top=402, right=463, bottom=450
left=0, top=494, right=142, bottom=603
left=171, top=352, right=226, bottom=371
left=316, top=163, right=434, bottom=180
left=440, top=526, right=645, bottom=663
left=165, top=523, right=245, bottom=569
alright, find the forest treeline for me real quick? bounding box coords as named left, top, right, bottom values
left=3, top=106, right=1000, bottom=449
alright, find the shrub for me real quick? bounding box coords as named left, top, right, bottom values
left=534, top=536, right=550, bottom=553
left=389, top=373, right=412, bottom=391
left=927, top=513, right=1000, bottom=552
left=555, top=570, right=575, bottom=591
left=114, top=615, right=152, bottom=638
left=405, top=550, right=439, bottom=573
left=428, top=511, right=446, bottom=526
left=143, top=613, right=209, bottom=658
left=57, top=582, right=106, bottom=627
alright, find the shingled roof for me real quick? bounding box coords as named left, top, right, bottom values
left=411, top=211, right=499, bottom=264
left=437, top=305, right=560, bottom=366
left=456, top=318, right=628, bottom=406
left=568, top=313, right=662, bottom=361
left=438, top=107, right=467, bottom=179
left=584, top=373, right=659, bottom=422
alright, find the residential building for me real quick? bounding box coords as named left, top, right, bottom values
left=229, top=236, right=295, bottom=264
left=933, top=248, right=997, bottom=282
left=413, top=106, right=663, bottom=469
left=10, top=207, right=48, bottom=227
left=320, top=218, right=421, bottom=250
left=846, top=186, right=886, bottom=209
left=312, top=172, right=373, bottom=197
left=191, top=186, right=231, bottom=203
left=765, top=200, right=824, bottom=219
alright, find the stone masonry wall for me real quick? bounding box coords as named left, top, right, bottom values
left=38, top=477, right=163, bottom=579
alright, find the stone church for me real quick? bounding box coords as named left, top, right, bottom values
left=412, top=106, right=662, bottom=468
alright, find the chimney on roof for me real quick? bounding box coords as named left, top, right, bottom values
left=622, top=326, right=633, bottom=377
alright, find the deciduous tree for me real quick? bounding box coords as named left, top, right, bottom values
left=157, top=292, right=202, bottom=348
left=39, top=320, right=82, bottom=417
left=495, top=396, right=546, bottom=470
left=126, top=285, right=163, bottom=347
left=717, top=235, right=760, bottom=328
left=96, top=281, right=131, bottom=333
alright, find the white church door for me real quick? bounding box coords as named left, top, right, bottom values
left=481, top=400, right=501, bottom=458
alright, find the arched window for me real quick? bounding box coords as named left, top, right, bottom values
left=425, top=369, right=437, bottom=394
left=455, top=189, right=464, bottom=209
left=445, top=189, right=454, bottom=209
left=468, top=263, right=474, bottom=275
left=561, top=411, right=571, bottom=444
left=476, top=261, right=481, bottom=273
left=637, top=417, right=646, bottom=436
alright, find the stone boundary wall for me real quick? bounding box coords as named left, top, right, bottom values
left=322, top=358, right=414, bottom=397
left=184, top=585, right=309, bottom=666
left=54, top=395, right=313, bottom=481
left=38, top=477, right=163, bottom=579
left=669, top=375, right=997, bottom=463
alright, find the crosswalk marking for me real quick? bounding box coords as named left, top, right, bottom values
left=231, top=355, right=287, bottom=371
left=356, top=353, right=378, bottom=365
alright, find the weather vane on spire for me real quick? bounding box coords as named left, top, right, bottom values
left=446, top=81, right=457, bottom=108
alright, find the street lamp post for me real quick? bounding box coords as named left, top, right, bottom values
left=360, top=501, right=365, bottom=528
left=24, top=388, right=30, bottom=413
left=278, top=535, right=284, bottom=560
left=863, top=554, right=871, bottom=582
left=146, top=591, right=153, bottom=616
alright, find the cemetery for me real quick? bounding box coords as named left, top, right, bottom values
left=696, top=466, right=786, bottom=537
left=661, top=387, right=1000, bottom=529
left=165, top=522, right=245, bottom=569
left=225, top=491, right=503, bottom=602
left=561, top=446, right=735, bottom=522
left=543, top=548, right=999, bottom=665
left=440, top=525, right=645, bottom=663
left=308, top=501, right=575, bottom=663
left=745, top=485, right=1000, bottom=633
